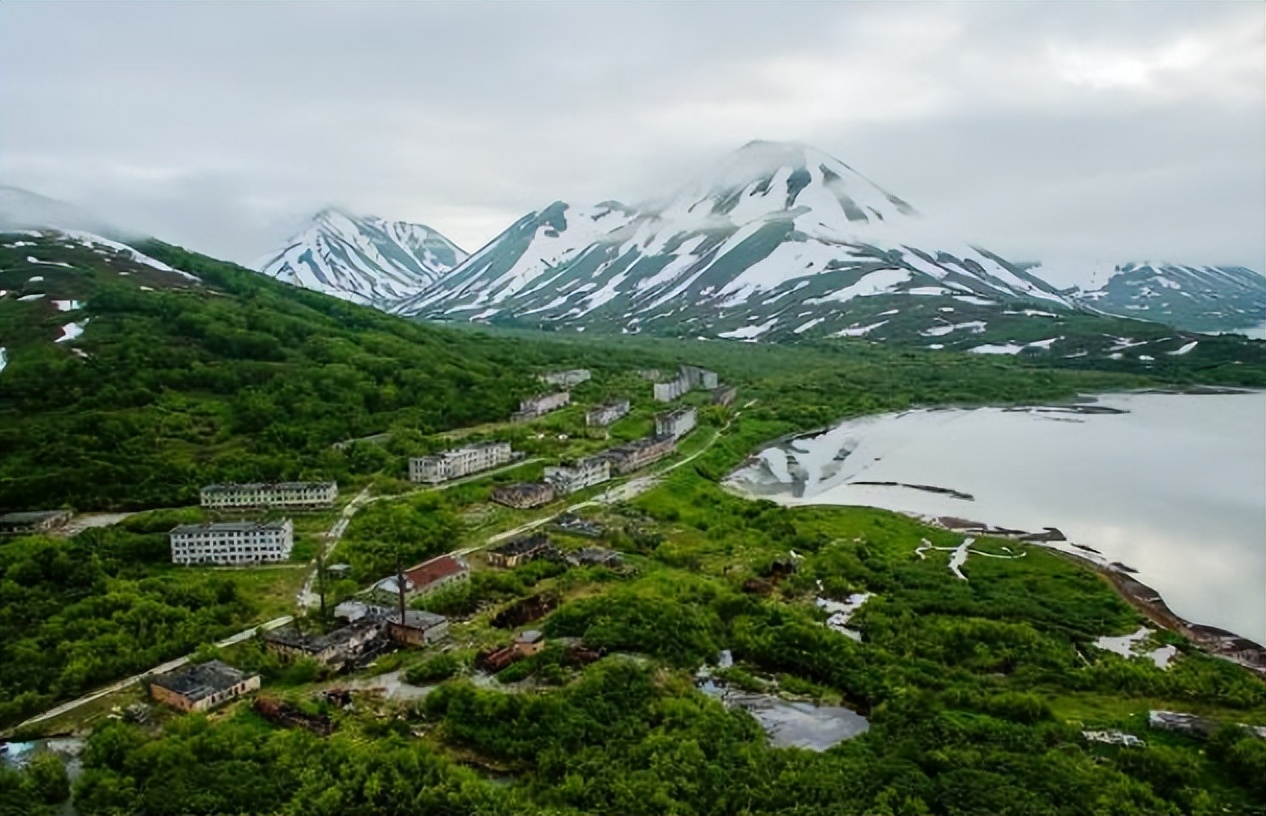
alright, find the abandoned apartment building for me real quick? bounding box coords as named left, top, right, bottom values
left=408, top=441, right=513, bottom=484
left=0, top=509, right=73, bottom=535
left=490, top=481, right=557, bottom=509
left=544, top=456, right=611, bottom=495
left=511, top=391, right=571, bottom=422
left=593, top=434, right=676, bottom=475
left=487, top=533, right=556, bottom=568
left=585, top=400, right=630, bottom=427
left=652, top=365, right=718, bottom=402
left=199, top=481, right=338, bottom=510
left=538, top=369, right=591, bottom=387
left=655, top=406, right=697, bottom=440
left=168, top=519, right=294, bottom=565
left=149, top=660, right=260, bottom=713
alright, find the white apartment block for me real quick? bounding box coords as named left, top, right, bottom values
left=544, top=457, right=611, bottom=494
left=681, top=366, right=719, bottom=390
left=169, top=520, right=294, bottom=565
left=512, top=391, right=571, bottom=422
left=653, top=377, right=688, bottom=403
left=585, top=400, right=630, bottom=427
left=200, top=482, right=337, bottom=510
left=655, top=406, right=697, bottom=440
left=409, top=442, right=513, bottom=484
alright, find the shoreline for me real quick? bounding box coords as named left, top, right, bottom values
left=922, top=515, right=1266, bottom=674
left=723, top=485, right=1266, bottom=673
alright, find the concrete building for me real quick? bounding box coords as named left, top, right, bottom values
left=539, top=369, right=591, bottom=387
left=491, top=482, right=556, bottom=509
left=711, top=386, right=738, bottom=406
left=511, top=391, right=571, bottom=422
left=0, top=509, right=73, bottom=535
left=409, top=442, right=513, bottom=484
left=487, top=533, right=555, bottom=568
left=652, top=375, right=689, bottom=403
left=149, top=660, right=260, bottom=713
left=169, top=520, right=293, bottom=565
left=681, top=365, right=719, bottom=390
left=200, top=482, right=337, bottom=510
left=386, top=610, right=450, bottom=647
left=652, top=366, right=718, bottom=402
left=594, top=435, right=676, bottom=475
left=262, top=618, right=383, bottom=669
left=585, top=400, right=630, bottom=427
left=371, top=554, right=470, bottom=600
left=655, top=406, right=697, bottom=440
left=544, top=457, right=611, bottom=495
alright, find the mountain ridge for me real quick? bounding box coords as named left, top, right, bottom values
left=255, top=209, right=468, bottom=308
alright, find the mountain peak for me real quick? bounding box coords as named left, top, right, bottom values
left=256, top=210, right=468, bottom=307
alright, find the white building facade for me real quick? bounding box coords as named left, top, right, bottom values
left=512, top=391, right=571, bottom=422
left=200, top=482, right=337, bottom=510
left=169, top=520, right=294, bottom=565
left=409, top=442, right=513, bottom=484
left=585, top=400, right=630, bottom=427
left=544, top=457, right=611, bottom=494
left=655, top=407, right=697, bottom=440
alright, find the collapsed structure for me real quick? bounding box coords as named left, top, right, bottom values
left=149, top=660, right=260, bottom=712
left=487, top=533, right=556, bottom=568
left=491, top=482, right=557, bottom=509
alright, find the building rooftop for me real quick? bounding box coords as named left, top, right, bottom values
left=150, top=660, right=255, bottom=703
left=170, top=520, right=291, bottom=535
left=516, top=630, right=544, bottom=644
left=262, top=618, right=379, bottom=654
left=402, top=555, right=467, bottom=590
left=390, top=610, right=448, bottom=630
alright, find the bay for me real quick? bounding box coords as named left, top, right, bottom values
left=729, top=392, right=1266, bottom=644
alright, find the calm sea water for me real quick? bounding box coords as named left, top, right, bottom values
left=730, top=392, right=1266, bottom=643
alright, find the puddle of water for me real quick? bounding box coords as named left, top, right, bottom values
left=698, top=680, right=869, bottom=751
left=816, top=593, right=872, bottom=641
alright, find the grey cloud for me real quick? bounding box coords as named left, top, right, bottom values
left=1, top=2, right=1261, bottom=270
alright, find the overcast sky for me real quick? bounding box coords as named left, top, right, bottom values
left=1, top=2, right=1262, bottom=271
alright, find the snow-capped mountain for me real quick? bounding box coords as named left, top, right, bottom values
left=257, top=209, right=467, bottom=308
left=394, top=141, right=1075, bottom=340
left=1031, top=260, right=1265, bottom=335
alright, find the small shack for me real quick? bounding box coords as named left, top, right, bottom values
left=386, top=610, right=449, bottom=647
